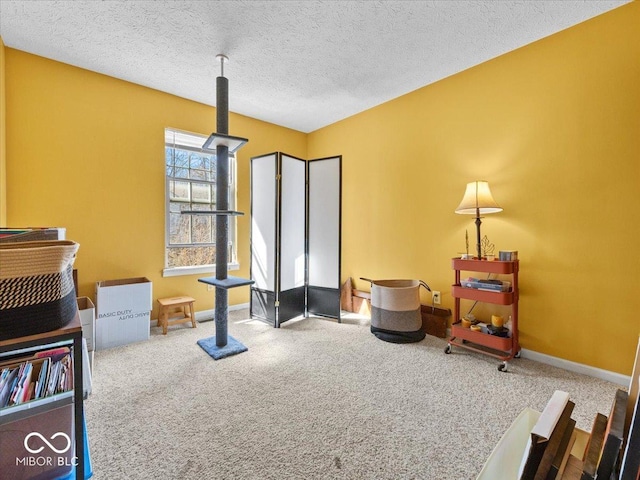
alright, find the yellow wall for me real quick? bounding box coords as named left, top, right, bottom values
left=3, top=3, right=639, bottom=374
left=308, top=3, right=640, bottom=374
left=0, top=36, right=6, bottom=226
left=4, top=48, right=306, bottom=318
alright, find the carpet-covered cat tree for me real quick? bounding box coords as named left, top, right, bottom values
left=188, top=54, right=253, bottom=359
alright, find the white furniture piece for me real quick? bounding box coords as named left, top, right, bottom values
left=250, top=152, right=342, bottom=327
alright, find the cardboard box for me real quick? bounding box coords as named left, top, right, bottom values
left=77, top=297, right=95, bottom=352
left=96, top=277, right=152, bottom=313
left=82, top=338, right=92, bottom=397
left=95, top=277, right=152, bottom=350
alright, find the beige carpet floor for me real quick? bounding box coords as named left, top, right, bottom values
left=84, top=310, right=622, bottom=479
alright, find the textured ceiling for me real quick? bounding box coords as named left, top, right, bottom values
left=0, top=0, right=630, bottom=133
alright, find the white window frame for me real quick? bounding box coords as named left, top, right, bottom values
left=162, top=128, right=239, bottom=277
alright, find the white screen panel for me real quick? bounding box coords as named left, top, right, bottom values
left=251, top=155, right=277, bottom=291
left=280, top=155, right=306, bottom=291
left=308, top=157, right=340, bottom=289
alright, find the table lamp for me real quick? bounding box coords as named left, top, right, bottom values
left=455, top=181, right=502, bottom=260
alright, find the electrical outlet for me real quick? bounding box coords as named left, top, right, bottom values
left=432, top=290, right=441, bottom=305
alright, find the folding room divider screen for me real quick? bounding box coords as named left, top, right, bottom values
left=250, top=152, right=342, bottom=327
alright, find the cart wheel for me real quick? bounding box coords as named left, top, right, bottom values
left=514, top=350, right=521, bottom=359
left=498, top=362, right=508, bottom=372
left=444, top=344, right=452, bottom=354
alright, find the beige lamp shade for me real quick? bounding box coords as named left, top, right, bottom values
left=455, top=181, right=503, bottom=215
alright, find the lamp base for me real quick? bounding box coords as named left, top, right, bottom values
left=475, top=214, right=483, bottom=261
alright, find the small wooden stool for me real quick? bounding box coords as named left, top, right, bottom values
left=157, top=296, right=196, bottom=335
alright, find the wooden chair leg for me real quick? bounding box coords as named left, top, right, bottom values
left=162, top=308, right=168, bottom=335
left=189, top=302, right=196, bottom=328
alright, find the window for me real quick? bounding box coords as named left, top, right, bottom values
left=163, top=128, right=237, bottom=277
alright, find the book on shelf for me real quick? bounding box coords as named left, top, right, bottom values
left=460, top=277, right=511, bottom=292
left=0, top=367, right=18, bottom=407
left=0, top=350, right=74, bottom=410
left=34, top=346, right=70, bottom=361
left=35, top=357, right=49, bottom=399
left=11, top=361, right=33, bottom=405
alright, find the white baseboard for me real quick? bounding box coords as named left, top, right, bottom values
left=519, top=348, right=630, bottom=387
left=443, top=328, right=629, bottom=386
left=152, top=303, right=249, bottom=325
left=195, top=303, right=249, bottom=322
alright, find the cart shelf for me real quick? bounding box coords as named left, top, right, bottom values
left=446, top=258, right=520, bottom=371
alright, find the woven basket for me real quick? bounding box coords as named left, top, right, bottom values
left=0, top=240, right=79, bottom=340
left=369, top=279, right=428, bottom=344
